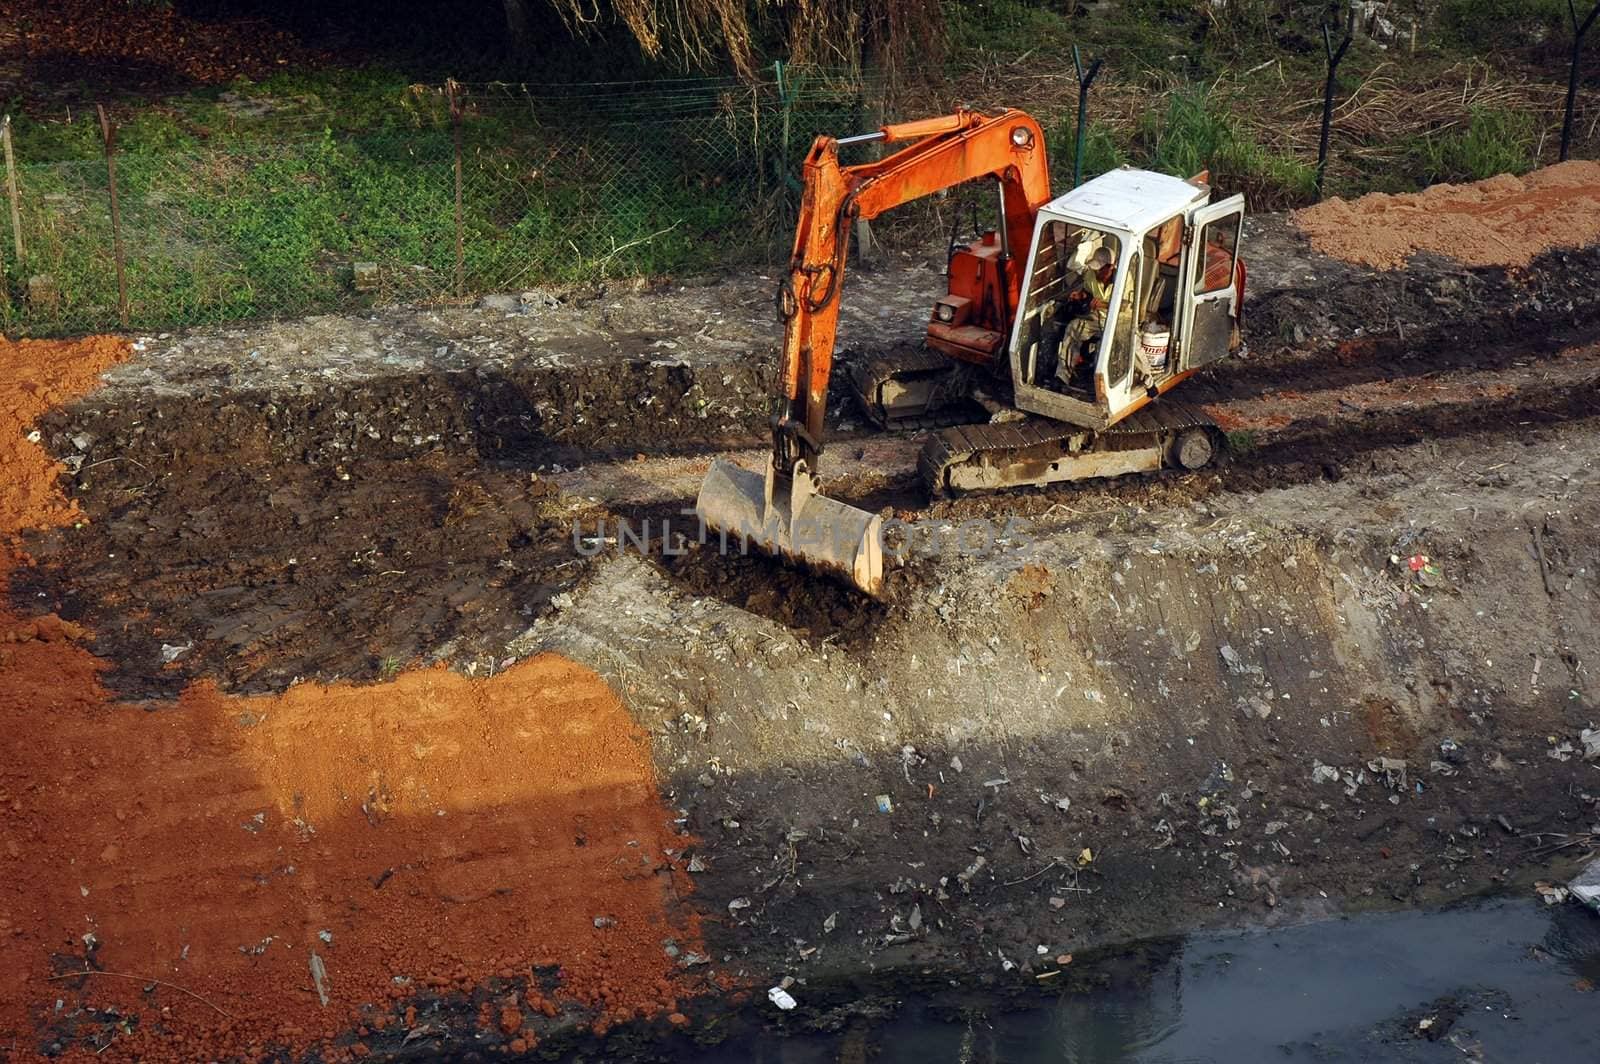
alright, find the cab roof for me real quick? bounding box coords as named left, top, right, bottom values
left=1042, top=167, right=1208, bottom=236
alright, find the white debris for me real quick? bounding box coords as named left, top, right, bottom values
left=309, top=951, right=330, bottom=1006
left=1310, top=762, right=1341, bottom=784
left=1570, top=857, right=1600, bottom=912
left=767, top=986, right=797, bottom=1010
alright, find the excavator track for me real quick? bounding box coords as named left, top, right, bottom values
left=849, top=346, right=981, bottom=431
left=919, top=400, right=1222, bottom=497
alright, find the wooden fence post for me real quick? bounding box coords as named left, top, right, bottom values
left=97, top=105, right=129, bottom=329
left=448, top=79, right=465, bottom=298
left=0, top=119, right=8, bottom=329
left=2, top=115, right=22, bottom=267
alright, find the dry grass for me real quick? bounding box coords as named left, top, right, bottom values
left=902, top=56, right=1597, bottom=198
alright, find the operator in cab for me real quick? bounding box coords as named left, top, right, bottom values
left=1058, top=246, right=1115, bottom=387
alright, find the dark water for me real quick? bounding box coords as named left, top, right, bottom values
left=709, top=899, right=1600, bottom=1063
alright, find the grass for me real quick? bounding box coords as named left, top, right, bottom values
left=4, top=77, right=861, bottom=334
left=1046, top=118, right=1126, bottom=187
left=2, top=1, right=1592, bottom=335
left=1408, top=107, right=1539, bottom=185
left=1135, top=89, right=1317, bottom=208
left=1225, top=429, right=1257, bottom=454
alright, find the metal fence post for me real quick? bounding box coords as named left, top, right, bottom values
left=448, top=79, right=465, bottom=298
left=97, top=105, right=129, bottom=329
left=2, top=115, right=22, bottom=268
left=1317, top=14, right=1355, bottom=201
left=1072, top=46, right=1103, bottom=189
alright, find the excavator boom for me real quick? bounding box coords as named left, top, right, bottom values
left=695, top=108, right=1052, bottom=596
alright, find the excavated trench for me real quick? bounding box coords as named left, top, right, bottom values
left=24, top=252, right=1599, bottom=693
left=11, top=200, right=1600, bottom=1060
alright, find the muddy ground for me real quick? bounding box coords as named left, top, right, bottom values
left=10, top=202, right=1600, bottom=1060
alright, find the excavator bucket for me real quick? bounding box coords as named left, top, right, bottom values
left=695, top=458, right=884, bottom=597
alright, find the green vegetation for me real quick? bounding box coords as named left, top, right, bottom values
left=4, top=79, right=860, bottom=334
left=1409, top=107, right=1539, bottom=184
left=1046, top=119, right=1126, bottom=187
left=1, top=1, right=1592, bottom=336
left=1439, top=0, right=1566, bottom=47
left=1135, top=90, right=1316, bottom=209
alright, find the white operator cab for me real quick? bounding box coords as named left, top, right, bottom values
left=1007, top=167, right=1245, bottom=431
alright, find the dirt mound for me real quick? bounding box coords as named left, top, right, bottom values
left=1292, top=161, right=1600, bottom=270
left=0, top=338, right=705, bottom=1060
left=0, top=336, right=129, bottom=534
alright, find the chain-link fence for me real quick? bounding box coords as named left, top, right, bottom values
left=0, top=72, right=880, bottom=337
left=2, top=61, right=1591, bottom=338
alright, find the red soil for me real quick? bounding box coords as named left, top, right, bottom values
left=1293, top=160, right=1600, bottom=271
left=0, top=337, right=702, bottom=1062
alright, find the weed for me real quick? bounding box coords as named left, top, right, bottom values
left=1408, top=107, right=1537, bottom=185
left=1225, top=429, right=1257, bottom=454
left=944, top=0, right=1077, bottom=54
left=1135, top=89, right=1316, bottom=208
left=1047, top=119, right=1126, bottom=188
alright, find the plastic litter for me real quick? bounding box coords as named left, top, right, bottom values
left=1570, top=857, right=1600, bottom=913
left=767, top=986, right=797, bottom=1010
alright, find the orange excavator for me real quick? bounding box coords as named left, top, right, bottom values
left=695, top=108, right=1246, bottom=596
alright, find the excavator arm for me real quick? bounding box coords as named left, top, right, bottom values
left=696, top=108, right=1052, bottom=597
left=773, top=108, right=1052, bottom=476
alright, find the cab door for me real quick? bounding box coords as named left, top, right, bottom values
left=1177, top=194, right=1244, bottom=371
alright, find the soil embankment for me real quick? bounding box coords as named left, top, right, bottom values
left=6, top=166, right=1600, bottom=1060
left=1, top=341, right=704, bottom=1060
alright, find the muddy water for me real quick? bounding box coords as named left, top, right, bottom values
left=702, top=899, right=1600, bottom=1063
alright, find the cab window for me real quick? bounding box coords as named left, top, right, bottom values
left=1195, top=212, right=1241, bottom=294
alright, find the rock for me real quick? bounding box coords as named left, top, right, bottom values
left=497, top=1005, right=523, bottom=1035
left=479, top=294, right=520, bottom=313
left=1581, top=729, right=1600, bottom=761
